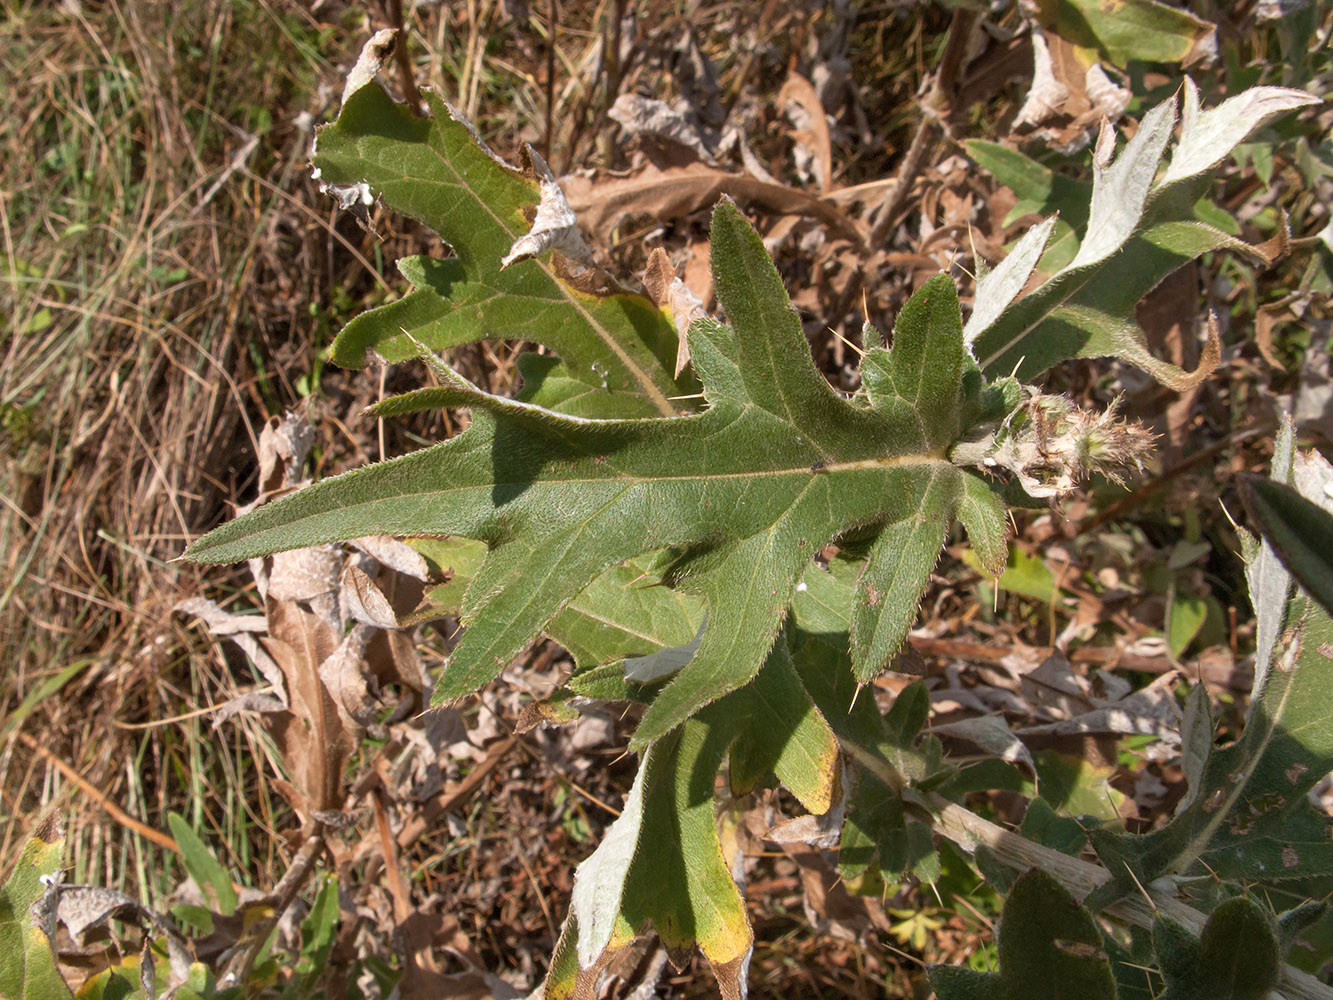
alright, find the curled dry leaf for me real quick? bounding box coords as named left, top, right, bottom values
left=608, top=93, right=718, bottom=162
left=1012, top=29, right=1129, bottom=151
left=349, top=535, right=430, bottom=581
left=262, top=598, right=359, bottom=816
left=340, top=28, right=397, bottom=108
left=318, top=624, right=375, bottom=734
left=172, top=596, right=266, bottom=637
left=267, top=545, right=342, bottom=606
left=55, top=885, right=192, bottom=985
left=500, top=146, right=595, bottom=270
left=341, top=563, right=400, bottom=629
left=778, top=72, right=833, bottom=194
left=238, top=409, right=316, bottom=512
left=643, top=248, right=710, bottom=377
left=560, top=161, right=864, bottom=249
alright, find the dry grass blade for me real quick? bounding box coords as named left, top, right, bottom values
left=0, top=0, right=359, bottom=898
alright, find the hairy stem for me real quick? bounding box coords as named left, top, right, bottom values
left=927, top=794, right=1333, bottom=1000
left=219, top=823, right=328, bottom=989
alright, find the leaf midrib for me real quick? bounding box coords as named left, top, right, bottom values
left=191, top=451, right=949, bottom=563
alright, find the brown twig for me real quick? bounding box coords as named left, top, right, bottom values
left=219, top=823, right=328, bottom=989
left=394, top=735, right=517, bottom=851
left=605, top=0, right=626, bottom=108
left=868, top=8, right=977, bottom=247
left=909, top=636, right=1251, bottom=693
left=12, top=730, right=179, bottom=853
left=544, top=0, right=559, bottom=164
left=383, top=0, right=424, bottom=111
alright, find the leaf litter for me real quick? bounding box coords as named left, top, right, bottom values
left=8, top=2, right=1333, bottom=998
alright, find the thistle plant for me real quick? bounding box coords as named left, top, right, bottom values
left=167, top=71, right=1333, bottom=1000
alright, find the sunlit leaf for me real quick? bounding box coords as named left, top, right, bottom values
left=0, top=815, right=74, bottom=1000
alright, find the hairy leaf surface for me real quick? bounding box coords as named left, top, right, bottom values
left=968, top=81, right=1315, bottom=388
left=929, top=868, right=1116, bottom=1000
left=0, top=815, right=74, bottom=1000
left=187, top=203, right=999, bottom=745
left=313, top=83, right=687, bottom=418
left=1089, top=436, right=1333, bottom=903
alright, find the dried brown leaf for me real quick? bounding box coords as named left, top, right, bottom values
left=56, top=885, right=192, bottom=984
left=252, top=410, right=315, bottom=500
left=341, top=564, right=399, bottom=629
left=608, top=93, right=717, bottom=162
left=778, top=72, right=833, bottom=194
left=173, top=597, right=267, bottom=636
left=262, top=598, right=355, bottom=814
left=318, top=624, right=375, bottom=734
left=643, top=248, right=709, bottom=376
left=1256, top=303, right=1292, bottom=371
left=349, top=535, right=430, bottom=580
left=501, top=146, right=593, bottom=269
left=268, top=545, right=341, bottom=605
left=561, top=162, right=864, bottom=249
left=1012, top=30, right=1127, bottom=151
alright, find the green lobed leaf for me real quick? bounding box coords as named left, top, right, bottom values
left=1153, top=898, right=1282, bottom=1000
left=1153, top=913, right=1200, bottom=984
left=1195, top=897, right=1280, bottom=1000
left=968, top=83, right=1316, bottom=389
left=1084, top=437, right=1333, bottom=906
left=1027, top=0, right=1215, bottom=67
left=186, top=204, right=987, bottom=747
left=1019, top=799, right=1087, bottom=857
left=1244, top=478, right=1333, bottom=622
left=312, top=83, right=687, bottom=419
left=0, top=814, right=75, bottom=1000
left=849, top=464, right=962, bottom=682
left=546, top=556, right=704, bottom=668
left=965, top=140, right=1088, bottom=273
left=785, top=570, right=946, bottom=886
left=410, top=539, right=705, bottom=670
left=1242, top=417, right=1297, bottom=698
left=928, top=966, right=1008, bottom=1000
left=996, top=869, right=1117, bottom=1000
left=727, top=640, right=840, bottom=814
left=1090, top=592, right=1333, bottom=903
left=551, top=702, right=751, bottom=997
left=569, top=752, right=650, bottom=967
left=293, top=874, right=339, bottom=982
left=963, top=141, right=1091, bottom=228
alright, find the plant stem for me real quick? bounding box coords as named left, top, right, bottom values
left=383, top=0, right=423, bottom=111
left=926, top=794, right=1333, bottom=1000
left=218, top=823, right=328, bottom=989
left=840, top=733, right=1332, bottom=999
left=868, top=8, right=977, bottom=247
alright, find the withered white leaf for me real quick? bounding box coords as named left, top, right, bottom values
left=500, top=146, right=594, bottom=269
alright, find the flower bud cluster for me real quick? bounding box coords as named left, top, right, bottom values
left=955, top=391, right=1156, bottom=499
